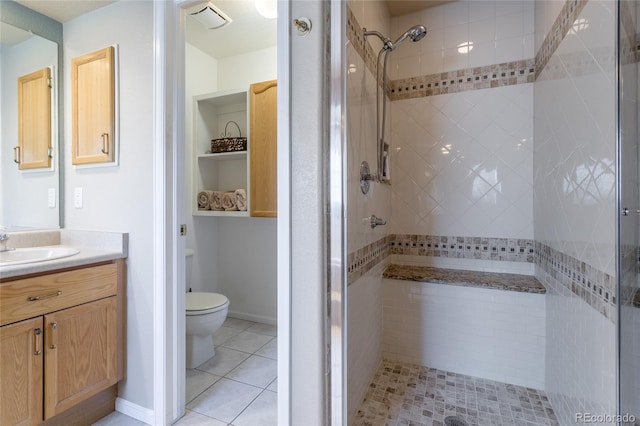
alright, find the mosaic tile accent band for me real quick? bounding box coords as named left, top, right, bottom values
left=347, top=236, right=391, bottom=285
left=348, top=235, right=535, bottom=285
left=536, top=46, right=615, bottom=82
left=534, top=0, right=588, bottom=79
left=390, top=234, right=535, bottom=263
left=346, top=6, right=384, bottom=90
left=620, top=244, right=639, bottom=307
left=389, top=60, right=535, bottom=101
left=536, top=242, right=616, bottom=322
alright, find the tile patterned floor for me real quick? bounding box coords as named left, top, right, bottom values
left=93, top=318, right=277, bottom=426
left=353, top=359, right=559, bottom=426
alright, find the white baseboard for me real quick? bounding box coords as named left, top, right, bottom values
left=228, top=310, right=277, bottom=326
left=115, top=397, right=155, bottom=425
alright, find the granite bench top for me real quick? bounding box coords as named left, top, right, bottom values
left=383, top=264, right=546, bottom=294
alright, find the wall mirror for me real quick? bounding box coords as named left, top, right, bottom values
left=0, top=12, right=62, bottom=230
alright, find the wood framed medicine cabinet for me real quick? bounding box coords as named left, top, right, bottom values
left=71, top=46, right=116, bottom=165
left=16, top=67, right=53, bottom=170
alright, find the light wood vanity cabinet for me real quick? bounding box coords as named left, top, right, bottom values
left=1, top=317, right=43, bottom=426
left=0, top=260, right=125, bottom=426
left=249, top=79, right=277, bottom=217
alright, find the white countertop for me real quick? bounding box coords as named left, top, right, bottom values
left=0, top=229, right=128, bottom=280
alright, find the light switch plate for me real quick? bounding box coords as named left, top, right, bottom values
left=74, top=187, right=83, bottom=208
left=48, top=188, right=56, bottom=208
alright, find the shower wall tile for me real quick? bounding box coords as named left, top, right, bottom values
left=389, top=1, right=534, bottom=80
left=534, top=0, right=617, bottom=424
left=347, top=260, right=386, bottom=423
left=390, top=84, right=534, bottom=240
left=382, top=278, right=546, bottom=390
left=534, top=0, right=616, bottom=277
left=346, top=2, right=391, bottom=417
left=347, top=45, right=392, bottom=256
left=539, top=264, right=616, bottom=425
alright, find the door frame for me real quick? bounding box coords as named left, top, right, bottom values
left=153, top=0, right=292, bottom=424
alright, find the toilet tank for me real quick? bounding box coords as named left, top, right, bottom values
left=185, top=248, right=194, bottom=288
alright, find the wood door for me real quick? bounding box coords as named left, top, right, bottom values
left=43, top=297, right=117, bottom=419
left=0, top=317, right=44, bottom=426
left=17, top=67, right=52, bottom=170
left=71, top=46, right=115, bottom=165
left=250, top=79, right=277, bottom=217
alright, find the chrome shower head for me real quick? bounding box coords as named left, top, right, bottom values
left=389, top=25, right=427, bottom=50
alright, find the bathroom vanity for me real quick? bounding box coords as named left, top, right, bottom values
left=0, top=230, right=127, bottom=426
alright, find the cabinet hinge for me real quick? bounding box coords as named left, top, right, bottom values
left=180, top=224, right=187, bottom=236
left=48, top=147, right=53, bottom=158
left=47, top=77, right=52, bottom=88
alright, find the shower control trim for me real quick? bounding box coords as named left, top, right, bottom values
left=369, top=215, right=387, bottom=229
left=360, top=161, right=377, bottom=194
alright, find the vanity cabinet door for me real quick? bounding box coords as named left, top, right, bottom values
left=43, top=297, right=117, bottom=420
left=250, top=79, right=277, bottom=217
left=71, top=46, right=115, bottom=165
left=0, top=317, right=44, bottom=426
left=17, top=67, right=52, bottom=170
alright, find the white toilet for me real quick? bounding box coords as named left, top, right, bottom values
left=185, top=249, right=229, bottom=369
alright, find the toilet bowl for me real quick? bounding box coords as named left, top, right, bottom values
left=185, top=249, right=229, bottom=368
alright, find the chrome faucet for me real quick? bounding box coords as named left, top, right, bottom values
left=0, top=233, right=12, bottom=252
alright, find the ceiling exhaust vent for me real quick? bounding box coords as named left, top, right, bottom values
left=188, top=2, right=232, bottom=29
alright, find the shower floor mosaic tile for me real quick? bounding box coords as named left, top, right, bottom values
left=353, top=359, right=558, bottom=426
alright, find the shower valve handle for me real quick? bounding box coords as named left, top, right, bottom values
left=369, top=215, right=386, bottom=229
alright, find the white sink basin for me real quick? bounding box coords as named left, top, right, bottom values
left=0, top=246, right=80, bottom=267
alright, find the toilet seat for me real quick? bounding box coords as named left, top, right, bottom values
left=186, top=292, right=229, bottom=315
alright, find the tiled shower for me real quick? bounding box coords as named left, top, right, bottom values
left=346, top=0, right=639, bottom=425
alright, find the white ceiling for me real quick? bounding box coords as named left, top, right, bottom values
left=0, top=21, right=34, bottom=46
left=185, top=0, right=277, bottom=59
left=386, top=0, right=457, bottom=17
left=12, top=0, right=448, bottom=59
left=13, top=0, right=277, bottom=60
left=14, top=0, right=117, bottom=23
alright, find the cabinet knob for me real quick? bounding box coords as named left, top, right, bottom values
left=50, top=321, right=57, bottom=329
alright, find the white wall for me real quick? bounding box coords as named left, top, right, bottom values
left=217, top=46, right=277, bottom=90
left=390, top=84, right=534, bottom=239
left=389, top=0, right=534, bottom=79
left=63, top=1, right=155, bottom=411
left=185, top=44, right=278, bottom=323
left=1, top=36, right=59, bottom=229
left=388, top=1, right=534, bottom=239
left=345, top=0, right=391, bottom=419
left=347, top=261, right=386, bottom=422
left=185, top=42, right=219, bottom=294
left=533, top=0, right=617, bottom=423
left=382, top=279, right=546, bottom=390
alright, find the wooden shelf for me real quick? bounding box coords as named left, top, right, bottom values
left=193, top=89, right=249, bottom=217
left=193, top=210, right=249, bottom=218
left=197, top=151, right=247, bottom=161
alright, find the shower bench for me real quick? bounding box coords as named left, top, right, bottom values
left=381, top=263, right=546, bottom=390
left=382, top=264, right=546, bottom=294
